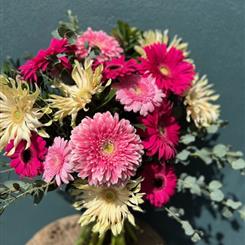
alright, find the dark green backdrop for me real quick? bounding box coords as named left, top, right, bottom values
left=0, top=0, right=244, bottom=244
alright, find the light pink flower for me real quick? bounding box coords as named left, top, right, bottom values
left=114, top=75, right=165, bottom=116
left=43, top=137, right=73, bottom=186
left=141, top=162, right=177, bottom=207
left=76, top=27, right=123, bottom=62
left=70, top=112, right=144, bottom=186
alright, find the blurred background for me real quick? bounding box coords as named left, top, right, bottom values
left=0, top=0, right=244, bottom=244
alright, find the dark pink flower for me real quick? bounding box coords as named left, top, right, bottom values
left=140, top=43, right=195, bottom=95
left=141, top=162, right=177, bottom=207
left=103, top=56, right=138, bottom=79
left=140, top=101, right=180, bottom=160
left=5, top=134, right=47, bottom=178
left=19, top=38, right=73, bottom=82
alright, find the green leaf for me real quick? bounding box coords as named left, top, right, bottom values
left=181, top=221, right=195, bottom=236
left=176, top=150, right=190, bottom=161
left=239, top=206, right=245, bottom=220
left=196, top=149, right=212, bottom=164
left=222, top=207, right=233, bottom=218
left=33, top=189, right=44, bottom=205
left=180, top=134, right=195, bottom=145
left=0, top=207, right=4, bottom=215
left=225, top=199, right=242, bottom=210
left=231, top=158, right=245, bottom=170
left=210, top=189, right=224, bottom=202
left=208, top=180, right=222, bottom=191
left=134, top=124, right=146, bottom=131
left=191, top=233, right=202, bottom=242
left=213, top=144, right=228, bottom=158
left=207, top=124, right=219, bottom=134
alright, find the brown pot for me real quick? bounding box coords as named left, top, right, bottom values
left=26, top=214, right=165, bottom=245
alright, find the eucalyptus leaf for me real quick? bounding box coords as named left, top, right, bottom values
left=191, top=232, right=202, bottom=242
left=180, top=134, right=195, bottom=145
left=176, top=150, right=190, bottom=161
left=222, top=207, right=233, bottom=218
left=239, top=206, right=245, bottom=220
left=208, top=180, right=222, bottom=191
left=196, top=149, right=212, bottom=164
left=225, top=199, right=242, bottom=210
left=210, top=189, right=224, bottom=202
left=181, top=221, right=195, bottom=236
left=207, top=124, right=219, bottom=134
left=213, top=144, right=228, bottom=158
left=231, top=158, right=245, bottom=170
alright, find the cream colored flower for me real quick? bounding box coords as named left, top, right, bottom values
left=184, top=74, right=220, bottom=128
left=135, top=29, right=190, bottom=58
left=0, top=75, right=48, bottom=155
left=73, top=178, right=144, bottom=236
left=48, top=59, right=110, bottom=127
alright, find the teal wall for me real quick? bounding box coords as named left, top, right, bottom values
left=0, top=0, right=244, bottom=244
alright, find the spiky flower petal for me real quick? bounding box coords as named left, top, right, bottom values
left=73, top=178, right=144, bottom=236
left=48, top=59, right=110, bottom=127
left=184, top=74, right=220, bottom=128
left=0, top=75, right=48, bottom=155
left=135, top=29, right=190, bottom=58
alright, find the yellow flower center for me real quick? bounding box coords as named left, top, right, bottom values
left=101, top=188, right=118, bottom=203
left=158, top=126, right=165, bottom=136
left=159, top=65, right=171, bottom=77
left=102, top=141, right=115, bottom=155
left=133, top=86, right=142, bottom=95
left=12, top=110, right=24, bottom=123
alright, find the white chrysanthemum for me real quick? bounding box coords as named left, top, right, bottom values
left=48, top=59, right=110, bottom=127
left=0, top=75, right=48, bottom=155
left=135, top=29, right=190, bottom=58
left=73, top=178, right=144, bottom=236
left=184, top=74, right=220, bottom=128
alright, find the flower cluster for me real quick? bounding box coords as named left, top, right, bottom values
left=1, top=15, right=243, bottom=244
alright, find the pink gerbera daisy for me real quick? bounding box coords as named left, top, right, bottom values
left=103, top=56, right=138, bottom=79
left=140, top=101, right=180, bottom=160
left=19, top=38, right=73, bottom=82
left=141, top=162, right=177, bottom=207
left=5, top=134, right=47, bottom=178
left=43, top=137, right=74, bottom=186
left=76, top=27, right=123, bottom=62
left=114, top=74, right=165, bottom=116
left=70, top=112, right=144, bottom=186
left=140, top=43, right=195, bottom=95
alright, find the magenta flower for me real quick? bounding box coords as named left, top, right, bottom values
left=103, top=56, right=138, bottom=79
left=140, top=101, right=180, bottom=160
left=141, top=162, right=177, bottom=207
left=70, top=112, right=144, bottom=186
left=114, top=74, right=165, bottom=116
left=76, top=27, right=123, bottom=62
left=43, top=137, right=74, bottom=186
left=5, top=134, right=47, bottom=178
left=140, top=43, right=195, bottom=95
left=19, top=38, right=73, bottom=82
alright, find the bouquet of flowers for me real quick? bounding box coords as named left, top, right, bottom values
left=0, top=11, right=244, bottom=244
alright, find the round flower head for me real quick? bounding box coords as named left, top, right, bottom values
left=73, top=178, right=144, bottom=236
left=114, top=74, right=165, bottom=116
left=140, top=101, right=180, bottom=160
left=5, top=134, right=47, bottom=178
left=76, top=27, right=123, bottom=62
left=140, top=43, right=195, bottom=95
left=141, top=162, right=177, bottom=207
left=184, top=74, right=220, bottom=128
left=70, top=112, right=144, bottom=186
left=43, top=137, right=74, bottom=186
left=0, top=76, right=48, bottom=155
left=103, top=56, right=138, bottom=79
